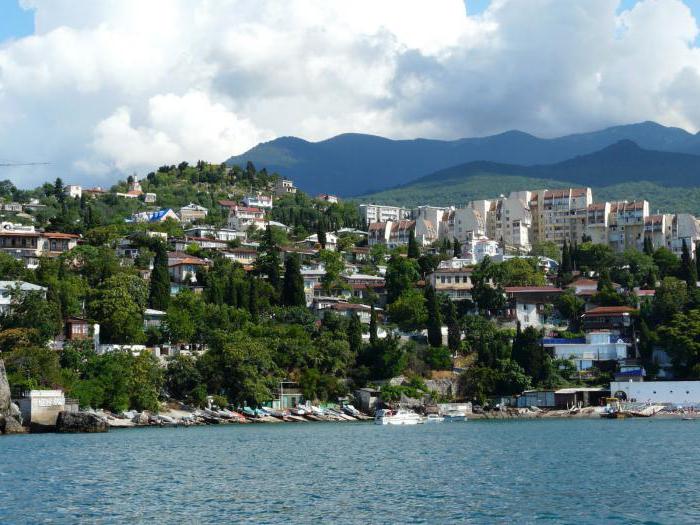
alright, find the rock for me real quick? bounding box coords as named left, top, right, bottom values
left=0, top=415, right=27, bottom=434
left=132, top=411, right=150, bottom=425
left=0, top=360, right=12, bottom=416
left=55, top=411, right=108, bottom=433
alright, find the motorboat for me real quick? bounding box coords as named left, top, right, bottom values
left=342, top=404, right=361, bottom=417
left=425, top=414, right=444, bottom=424
left=374, top=408, right=423, bottom=425
left=443, top=410, right=468, bottom=422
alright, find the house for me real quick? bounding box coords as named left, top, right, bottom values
left=503, top=286, right=564, bottom=328
left=223, top=246, right=258, bottom=265
left=143, top=193, right=157, bottom=204
left=183, top=226, right=246, bottom=242
left=83, top=187, right=107, bottom=199
left=242, top=194, right=273, bottom=209
left=2, top=202, right=23, bottom=212
left=542, top=331, right=629, bottom=371
left=581, top=306, right=637, bottom=332
left=128, top=209, right=180, bottom=223
left=144, top=309, right=166, bottom=329
left=300, top=232, right=338, bottom=251
left=0, top=226, right=79, bottom=267
left=220, top=202, right=265, bottom=230
left=317, top=193, right=338, bottom=204
left=461, top=236, right=501, bottom=264
left=515, top=390, right=556, bottom=408
left=64, top=317, right=90, bottom=341
left=168, top=253, right=209, bottom=283
left=274, top=178, right=297, bottom=197
left=427, top=264, right=474, bottom=301
left=328, top=302, right=379, bottom=323
left=0, top=281, right=47, bottom=314
left=178, top=203, right=209, bottom=223
left=64, top=185, right=82, bottom=199
left=172, top=236, right=229, bottom=252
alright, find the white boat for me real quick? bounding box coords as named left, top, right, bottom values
left=443, top=410, right=468, bottom=422
left=425, top=414, right=444, bottom=424
left=374, top=408, right=423, bottom=425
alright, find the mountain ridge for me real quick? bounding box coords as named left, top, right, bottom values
left=225, top=121, right=700, bottom=196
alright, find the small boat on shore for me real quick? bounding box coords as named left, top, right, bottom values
left=425, top=414, right=444, bottom=424
left=443, top=410, right=468, bottom=422
left=375, top=408, right=423, bottom=425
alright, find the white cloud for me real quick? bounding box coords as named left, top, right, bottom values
left=0, top=0, right=699, bottom=187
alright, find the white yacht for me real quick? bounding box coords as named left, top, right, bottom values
left=425, top=414, right=444, bottom=424
left=374, top=408, right=423, bottom=425
left=443, top=409, right=468, bottom=422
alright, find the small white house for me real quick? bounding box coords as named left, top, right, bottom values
left=17, top=390, right=68, bottom=426
left=543, top=331, right=628, bottom=371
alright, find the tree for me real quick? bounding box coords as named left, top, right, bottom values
left=653, top=247, right=680, bottom=279
left=281, top=254, right=306, bottom=307
left=512, top=326, right=551, bottom=384
left=149, top=243, right=170, bottom=310
left=643, top=236, right=654, bottom=256
left=555, top=289, right=585, bottom=331
left=386, top=289, right=427, bottom=332
left=316, top=219, right=327, bottom=250
left=348, top=312, right=363, bottom=354
left=658, top=309, right=700, bottom=378
left=385, top=255, right=420, bottom=303
left=248, top=277, right=259, bottom=319
left=320, top=250, right=346, bottom=294
left=445, top=297, right=461, bottom=352
left=165, top=354, right=206, bottom=406
left=89, top=274, right=147, bottom=344
left=458, top=366, right=496, bottom=405
left=256, top=226, right=281, bottom=292
left=424, top=285, right=442, bottom=347
left=652, top=277, right=687, bottom=324
left=680, top=239, right=698, bottom=288
left=452, top=238, right=462, bottom=258
left=1, top=290, right=62, bottom=345
left=369, top=305, right=378, bottom=348
left=407, top=229, right=420, bottom=259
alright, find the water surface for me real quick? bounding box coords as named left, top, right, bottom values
left=1, top=419, right=699, bottom=524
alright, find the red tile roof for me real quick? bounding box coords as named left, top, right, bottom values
left=583, top=306, right=637, bottom=316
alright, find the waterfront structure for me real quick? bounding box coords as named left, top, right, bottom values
left=610, top=381, right=700, bottom=405
left=359, top=203, right=410, bottom=224
left=17, top=390, right=76, bottom=427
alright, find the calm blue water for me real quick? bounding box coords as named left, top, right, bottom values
left=1, top=419, right=699, bottom=524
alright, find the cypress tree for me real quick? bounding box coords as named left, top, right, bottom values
left=407, top=229, right=420, bottom=259
left=281, top=254, right=306, bottom=307
left=348, top=312, right=362, bottom=354
left=248, top=277, right=258, bottom=320
left=680, top=239, right=697, bottom=288
left=643, top=236, right=654, bottom=256
left=257, top=225, right=281, bottom=292
left=453, top=238, right=462, bottom=258
left=149, top=244, right=170, bottom=310
left=425, top=284, right=442, bottom=347
left=445, top=297, right=460, bottom=352
left=369, top=305, right=378, bottom=348
left=561, top=240, right=571, bottom=273
left=317, top=219, right=327, bottom=250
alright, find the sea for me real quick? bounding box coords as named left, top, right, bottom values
left=1, top=419, right=699, bottom=524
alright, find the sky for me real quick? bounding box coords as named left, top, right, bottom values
left=1, top=0, right=700, bottom=188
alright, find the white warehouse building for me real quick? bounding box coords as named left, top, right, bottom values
left=610, top=381, right=700, bottom=406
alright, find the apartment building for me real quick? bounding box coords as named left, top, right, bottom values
left=530, top=188, right=592, bottom=246
left=359, top=204, right=410, bottom=224
left=367, top=219, right=431, bottom=248
left=586, top=200, right=649, bottom=252
left=468, top=191, right=532, bottom=251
